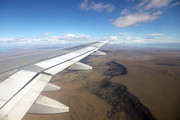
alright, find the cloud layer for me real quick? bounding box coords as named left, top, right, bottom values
left=78, top=0, right=115, bottom=12
left=112, top=12, right=161, bottom=27
left=119, top=32, right=132, bottom=35
left=0, top=32, right=178, bottom=46
left=170, top=1, right=180, bottom=7
left=0, top=33, right=94, bottom=46
left=148, top=33, right=165, bottom=36
left=111, top=0, right=179, bottom=28
left=109, top=36, right=176, bottom=44
left=145, top=0, right=173, bottom=10
left=38, top=32, right=51, bottom=38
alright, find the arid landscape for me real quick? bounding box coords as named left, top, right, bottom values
left=1, top=45, right=180, bottom=120
left=1, top=0, right=180, bottom=119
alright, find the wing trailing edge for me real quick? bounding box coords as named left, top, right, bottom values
left=27, top=95, right=69, bottom=114
left=43, top=83, right=60, bottom=92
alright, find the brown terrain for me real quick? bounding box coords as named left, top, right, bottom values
left=1, top=45, right=180, bottom=120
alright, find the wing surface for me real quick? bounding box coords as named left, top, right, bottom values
left=0, top=40, right=109, bottom=120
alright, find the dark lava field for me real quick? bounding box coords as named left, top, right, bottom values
left=86, top=61, right=156, bottom=120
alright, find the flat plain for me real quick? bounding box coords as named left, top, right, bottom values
left=1, top=45, right=180, bottom=120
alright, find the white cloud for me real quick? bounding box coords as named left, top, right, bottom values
left=145, top=0, right=173, bottom=10
left=78, top=0, right=88, bottom=10
left=122, top=37, right=155, bottom=43
left=109, top=19, right=113, bottom=22
left=119, top=32, right=132, bottom=35
left=109, top=36, right=117, bottom=40
left=104, top=35, right=117, bottom=40
left=64, top=33, right=76, bottom=38
left=75, top=34, right=92, bottom=39
left=0, top=38, right=14, bottom=42
left=107, top=35, right=178, bottom=44
left=152, top=11, right=162, bottom=15
left=155, top=37, right=174, bottom=39
left=78, top=0, right=115, bottom=12
left=126, top=0, right=135, bottom=2
left=38, top=32, right=51, bottom=38
left=134, top=24, right=141, bottom=26
left=122, top=36, right=175, bottom=43
left=170, top=1, right=180, bottom=7
left=111, top=12, right=161, bottom=28
left=135, top=0, right=150, bottom=9
left=111, top=0, right=175, bottom=28
left=48, top=33, right=92, bottom=41
left=0, top=33, right=95, bottom=46
left=135, top=0, right=175, bottom=10
left=47, top=36, right=62, bottom=40
left=1, top=33, right=178, bottom=46
left=148, top=33, right=165, bottom=36
left=120, top=8, right=131, bottom=15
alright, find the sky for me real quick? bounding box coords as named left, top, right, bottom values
left=0, top=0, right=180, bottom=47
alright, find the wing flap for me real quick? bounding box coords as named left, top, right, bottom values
left=0, top=73, right=52, bottom=120
left=27, top=95, right=69, bottom=114
left=43, top=83, right=60, bottom=92
left=0, top=70, right=37, bottom=108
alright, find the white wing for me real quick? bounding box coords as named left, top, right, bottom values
left=0, top=40, right=109, bottom=120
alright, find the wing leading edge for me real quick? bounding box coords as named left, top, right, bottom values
left=0, top=40, right=109, bottom=120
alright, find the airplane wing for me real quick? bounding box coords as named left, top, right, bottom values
left=0, top=40, right=109, bottom=120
